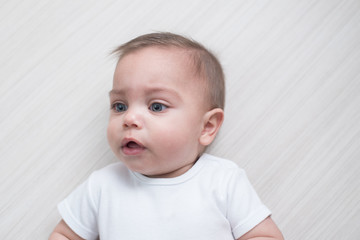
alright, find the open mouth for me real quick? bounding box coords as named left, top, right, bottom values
left=126, top=141, right=142, bottom=149
left=122, top=139, right=145, bottom=155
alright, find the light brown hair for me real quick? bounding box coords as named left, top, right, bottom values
left=112, top=32, right=225, bottom=110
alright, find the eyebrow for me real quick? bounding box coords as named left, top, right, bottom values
left=109, top=87, right=181, bottom=99
left=109, top=89, right=125, bottom=96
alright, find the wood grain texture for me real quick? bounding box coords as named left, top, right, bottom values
left=1, top=0, right=359, bottom=239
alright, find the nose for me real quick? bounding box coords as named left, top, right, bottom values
left=123, top=108, right=143, bottom=129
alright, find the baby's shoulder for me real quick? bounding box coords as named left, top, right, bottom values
left=202, top=153, right=242, bottom=170
left=200, top=153, right=246, bottom=179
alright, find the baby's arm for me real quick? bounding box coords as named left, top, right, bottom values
left=237, top=217, right=284, bottom=240
left=49, top=219, right=84, bottom=240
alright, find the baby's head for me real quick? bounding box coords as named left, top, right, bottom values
left=113, top=32, right=225, bottom=110
left=108, top=32, right=225, bottom=178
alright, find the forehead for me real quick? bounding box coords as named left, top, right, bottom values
left=112, top=47, right=208, bottom=107
left=114, top=47, right=204, bottom=88
left=116, top=47, right=193, bottom=74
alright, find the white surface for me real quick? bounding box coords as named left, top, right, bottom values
left=1, top=0, right=359, bottom=239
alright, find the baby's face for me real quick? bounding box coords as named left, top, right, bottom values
left=108, top=47, right=209, bottom=178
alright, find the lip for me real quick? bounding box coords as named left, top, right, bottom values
left=121, top=138, right=146, bottom=156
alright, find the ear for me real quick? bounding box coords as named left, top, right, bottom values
left=199, top=108, right=224, bottom=146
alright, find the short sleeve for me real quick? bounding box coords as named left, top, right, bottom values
left=227, top=169, right=271, bottom=239
left=57, top=174, right=99, bottom=240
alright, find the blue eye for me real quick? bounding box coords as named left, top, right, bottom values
left=113, top=103, right=128, bottom=112
left=149, top=103, right=167, bottom=112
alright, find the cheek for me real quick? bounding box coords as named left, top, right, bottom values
left=107, top=119, right=119, bottom=145
left=153, top=119, right=198, bottom=148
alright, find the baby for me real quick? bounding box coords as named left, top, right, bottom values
left=50, top=32, right=283, bottom=240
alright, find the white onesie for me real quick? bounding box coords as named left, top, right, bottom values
left=58, top=153, right=271, bottom=240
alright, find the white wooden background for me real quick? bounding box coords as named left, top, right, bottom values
left=1, top=0, right=359, bottom=239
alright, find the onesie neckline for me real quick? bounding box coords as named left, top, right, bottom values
left=131, top=153, right=209, bottom=185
